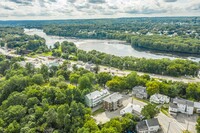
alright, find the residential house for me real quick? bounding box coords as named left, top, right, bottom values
left=103, top=93, right=123, bottom=111
left=169, top=98, right=195, bottom=115
left=120, top=103, right=143, bottom=116
left=150, top=93, right=170, bottom=104
left=85, top=89, right=110, bottom=108
left=136, top=118, right=160, bottom=133
left=132, top=86, right=148, bottom=99
left=194, top=102, right=200, bottom=113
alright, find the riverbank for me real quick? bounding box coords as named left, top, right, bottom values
left=24, top=28, right=200, bottom=62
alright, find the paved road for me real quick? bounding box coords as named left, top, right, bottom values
left=1, top=47, right=200, bottom=83
left=99, top=65, right=200, bottom=83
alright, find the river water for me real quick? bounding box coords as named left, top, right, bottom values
left=24, top=28, right=200, bottom=62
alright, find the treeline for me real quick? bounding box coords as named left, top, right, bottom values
left=0, top=55, right=140, bottom=132
left=42, top=23, right=200, bottom=54
left=0, top=27, right=48, bottom=54
left=54, top=41, right=200, bottom=77
left=131, top=35, right=200, bottom=54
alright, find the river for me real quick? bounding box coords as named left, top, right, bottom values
left=24, top=28, right=200, bottom=62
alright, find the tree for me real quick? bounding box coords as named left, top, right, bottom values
left=69, top=73, right=80, bottom=86
left=196, top=117, right=200, bottom=133
left=97, top=72, right=112, bottom=87
left=32, top=74, right=44, bottom=85
left=146, top=81, right=160, bottom=96
left=78, top=76, right=92, bottom=90
left=93, top=64, right=100, bottom=74
left=40, top=64, right=49, bottom=81
left=125, top=72, right=138, bottom=89
left=54, top=42, right=60, bottom=49
left=141, top=104, right=159, bottom=119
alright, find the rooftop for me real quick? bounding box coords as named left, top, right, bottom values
left=103, top=93, right=123, bottom=103
left=173, top=98, right=194, bottom=107
left=169, top=103, right=178, bottom=109
left=137, top=121, right=148, bottom=131
left=146, top=118, right=159, bottom=127
left=86, top=89, right=109, bottom=100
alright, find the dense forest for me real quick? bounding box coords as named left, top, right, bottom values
left=0, top=53, right=200, bottom=132
left=52, top=41, right=200, bottom=77
left=0, top=27, right=48, bottom=54
left=39, top=17, right=200, bottom=54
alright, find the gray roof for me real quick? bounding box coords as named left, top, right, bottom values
left=146, top=118, right=159, bottom=127
left=137, top=121, right=148, bottom=131
left=103, top=93, right=123, bottom=103
left=86, top=89, right=109, bottom=100
left=133, top=86, right=146, bottom=91
left=173, top=98, right=194, bottom=107
left=169, top=103, right=178, bottom=109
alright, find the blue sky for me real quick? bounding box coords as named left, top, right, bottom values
left=0, top=0, right=199, bottom=20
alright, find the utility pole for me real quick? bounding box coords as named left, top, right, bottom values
left=186, top=121, right=189, bottom=131
left=167, top=122, right=171, bottom=133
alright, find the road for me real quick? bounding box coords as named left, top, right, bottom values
left=99, top=65, right=200, bottom=83
left=1, top=47, right=200, bottom=83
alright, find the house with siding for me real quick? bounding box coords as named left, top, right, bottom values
left=136, top=118, right=160, bottom=133
left=132, top=86, right=148, bottom=99
left=103, top=93, right=123, bottom=111
left=150, top=93, right=170, bottom=104
left=169, top=97, right=195, bottom=115
left=120, top=103, right=143, bottom=116
left=85, top=89, right=110, bottom=108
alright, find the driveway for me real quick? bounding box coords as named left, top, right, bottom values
left=157, top=111, right=198, bottom=133
left=93, top=96, right=147, bottom=124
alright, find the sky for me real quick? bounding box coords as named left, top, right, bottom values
left=0, top=0, right=200, bottom=20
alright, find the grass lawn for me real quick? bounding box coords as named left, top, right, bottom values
left=161, top=108, right=170, bottom=117
left=41, top=51, right=52, bottom=56
left=133, top=97, right=150, bottom=104
left=92, top=108, right=105, bottom=116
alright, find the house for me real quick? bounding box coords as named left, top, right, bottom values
left=132, top=86, right=148, bottom=99
left=150, top=93, right=170, bottom=104
left=136, top=118, right=160, bottom=133
left=169, top=98, right=194, bottom=115
left=194, top=102, right=200, bottom=113
left=85, top=89, right=110, bottom=108
left=103, top=93, right=123, bottom=111
left=120, top=103, right=143, bottom=116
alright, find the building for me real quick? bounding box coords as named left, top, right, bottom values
left=136, top=118, right=160, bottom=133
left=85, top=89, right=110, bottom=108
left=150, top=93, right=170, bottom=104
left=132, top=86, right=148, bottom=99
left=120, top=103, right=143, bottom=116
left=103, top=93, right=123, bottom=111
left=194, top=102, right=200, bottom=113
left=169, top=98, right=195, bottom=115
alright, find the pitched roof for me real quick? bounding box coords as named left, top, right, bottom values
left=86, top=89, right=109, bottom=100
left=146, top=118, right=159, bottom=127
left=137, top=121, right=148, bottom=131
left=103, top=93, right=123, bottom=103
left=173, top=98, right=194, bottom=107
left=169, top=103, right=178, bottom=109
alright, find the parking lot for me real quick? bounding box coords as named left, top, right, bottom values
left=93, top=95, right=147, bottom=124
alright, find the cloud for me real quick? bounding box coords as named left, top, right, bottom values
left=9, top=0, right=33, bottom=5
left=0, top=0, right=199, bottom=20
left=164, top=0, right=177, bottom=2
left=88, top=0, right=106, bottom=4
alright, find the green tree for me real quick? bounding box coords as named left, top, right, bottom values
left=78, top=76, right=92, bottom=90
left=40, top=64, right=49, bottom=81
left=32, top=74, right=44, bottom=85
left=97, top=72, right=112, bottom=87
left=141, top=104, right=159, bottom=119
left=69, top=73, right=80, bottom=86
left=146, top=81, right=160, bottom=96
left=197, top=117, right=200, bottom=133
